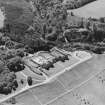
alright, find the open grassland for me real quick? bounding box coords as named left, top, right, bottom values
left=57, top=54, right=105, bottom=90
left=10, top=90, right=40, bottom=105
left=68, top=0, right=105, bottom=18
left=30, top=80, right=66, bottom=105
left=47, top=69, right=105, bottom=105
left=14, top=90, right=40, bottom=105
left=63, top=0, right=96, bottom=9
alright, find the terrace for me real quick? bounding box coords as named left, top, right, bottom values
left=25, top=47, right=80, bottom=77
left=22, top=48, right=92, bottom=85
left=37, top=51, right=55, bottom=62
left=24, top=48, right=93, bottom=81
left=32, top=56, right=47, bottom=65
left=50, top=48, right=65, bottom=58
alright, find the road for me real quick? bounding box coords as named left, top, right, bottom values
left=0, top=53, right=92, bottom=104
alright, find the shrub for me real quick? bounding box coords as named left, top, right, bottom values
left=27, top=76, right=32, bottom=86
left=41, top=63, right=50, bottom=70
left=64, top=55, right=69, bottom=60
left=16, top=49, right=25, bottom=57
left=59, top=56, right=65, bottom=62
left=48, top=61, right=54, bottom=68
left=52, top=58, right=57, bottom=63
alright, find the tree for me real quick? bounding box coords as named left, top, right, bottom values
left=25, top=45, right=35, bottom=54
left=7, top=56, right=25, bottom=72
left=3, top=87, right=11, bottom=95
left=80, top=18, right=84, bottom=28
left=41, top=63, right=50, bottom=70
left=64, top=55, right=69, bottom=60
left=16, top=49, right=25, bottom=57
left=20, top=79, right=24, bottom=84
left=100, top=17, right=105, bottom=23
left=53, top=57, right=60, bottom=62
left=9, top=97, right=16, bottom=104
left=14, top=43, right=24, bottom=49
left=5, top=40, right=15, bottom=49
left=46, top=32, right=57, bottom=41
left=85, top=21, right=90, bottom=30
left=1, top=36, right=10, bottom=45
left=4, top=50, right=16, bottom=60
left=70, top=12, right=74, bottom=16
left=13, top=80, right=18, bottom=88
left=58, top=56, right=65, bottom=62
left=27, top=76, right=33, bottom=86
left=0, top=61, right=6, bottom=73
left=0, top=70, right=17, bottom=95
left=92, top=46, right=103, bottom=54
left=48, top=61, right=54, bottom=68
left=12, top=85, right=16, bottom=91
left=52, top=58, right=57, bottom=63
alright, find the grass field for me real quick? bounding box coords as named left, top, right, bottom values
left=48, top=69, right=105, bottom=105
left=38, top=52, right=55, bottom=62
left=50, top=50, right=64, bottom=58
left=22, top=66, right=46, bottom=81
left=13, top=90, right=40, bottom=105
left=14, top=72, right=27, bottom=92
left=63, top=0, right=96, bottom=9
left=29, top=80, right=66, bottom=105
left=68, top=0, right=105, bottom=18
left=57, top=54, right=105, bottom=90
left=14, top=90, right=40, bottom=105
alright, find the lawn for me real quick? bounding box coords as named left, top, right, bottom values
left=47, top=89, right=79, bottom=105
left=57, top=54, right=105, bottom=90
left=30, top=79, right=66, bottom=105
left=47, top=58, right=105, bottom=105
left=50, top=50, right=64, bottom=58
left=63, top=0, right=96, bottom=9
left=4, top=90, right=40, bottom=105
left=68, top=0, right=105, bottom=18
left=22, top=66, right=46, bottom=81
left=38, top=52, right=55, bottom=62
left=11, top=72, right=27, bottom=94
